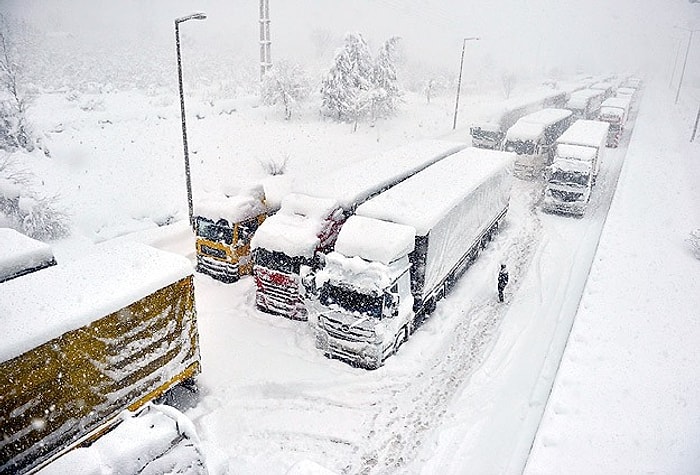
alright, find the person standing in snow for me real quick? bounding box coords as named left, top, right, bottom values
left=498, top=264, right=509, bottom=302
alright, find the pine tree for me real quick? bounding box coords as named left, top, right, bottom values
left=371, top=36, right=402, bottom=120
left=320, top=33, right=373, bottom=123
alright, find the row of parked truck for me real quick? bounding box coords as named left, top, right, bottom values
left=189, top=75, right=641, bottom=370
left=0, top=74, right=641, bottom=473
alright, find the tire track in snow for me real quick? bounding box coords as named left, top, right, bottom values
left=352, top=183, right=544, bottom=474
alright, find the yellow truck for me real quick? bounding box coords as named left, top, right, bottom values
left=193, top=176, right=291, bottom=284
left=0, top=241, right=201, bottom=474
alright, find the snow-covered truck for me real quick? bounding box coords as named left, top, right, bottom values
left=0, top=242, right=201, bottom=474
left=541, top=119, right=610, bottom=217
left=598, top=96, right=632, bottom=147
left=469, top=89, right=569, bottom=149
left=251, top=139, right=466, bottom=320
left=504, top=108, right=574, bottom=179
left=308, top=147, right=514, bottom=369
left=0, top=228, right=56, bottom=283
left=194, top=176, right=291, bottom=283
left=194, top=186, right=267, bottom=283
left=565, top=88, right=606, bottom=120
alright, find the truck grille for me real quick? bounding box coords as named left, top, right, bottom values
left=254, top=267, right=305, bottom=319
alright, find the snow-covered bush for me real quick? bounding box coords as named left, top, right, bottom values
left=258, top=153, right=289, bottom=176
left=688, top=229, right=700, bottom=260
left=0, top=154, right=70, bottom=240
left=78, top=95, right=105, bottom=112
left=261, top=61, right=311, bottom=120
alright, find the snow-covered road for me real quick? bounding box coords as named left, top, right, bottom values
left=177, top=102, right=638, bottom=474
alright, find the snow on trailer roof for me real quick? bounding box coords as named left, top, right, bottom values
left=334, top=215, right=415, bottom=265
left=251, top=193, right=339, bottom=258
left=556, top=120, right=610, bottom=148
left=566, top=88, right=605, bottom=108
left=505, top=108, right=572, bottom=141
left=193, top=184, right=266, bottom=224
left=0, top=241, right=193, bottom=363
left=293, top=139, right=466, bottom=210
left=556, top=144, right=597, bottom=162
left=601, top=97, right=631, bottom=110
left=0, top=228, right=55, bottom=282
left=355, top=148, right=514, bottom=236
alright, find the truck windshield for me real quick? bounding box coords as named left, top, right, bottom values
left=319, top=283, right=383, bottom=319
left=254, top=248, right=301, bottom=274
left=504, top=140, right=535, bottom=155
left=471, top=127, right=502, bottom=142
left=550, top=169, right=589, bottom=187
left=548, top=189, right=583, bottom=203
left=197, top=218, right=233, bottom=245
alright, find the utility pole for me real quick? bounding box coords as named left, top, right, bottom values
left=674, top=27, right=698, bottom=104
left=691, top=103, right=700, bottom=142
left=259, top=0, right=272, bottom=81
left=452, top=36, right=480, bottom=130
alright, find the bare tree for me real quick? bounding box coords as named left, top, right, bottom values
left=501, top=71, right=517, bottom=99
left=0, top=15, right=34, bottom=152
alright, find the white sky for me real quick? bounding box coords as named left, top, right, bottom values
left=4, top=0, right=698, bottom=80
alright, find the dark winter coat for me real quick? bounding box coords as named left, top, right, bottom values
left=498, top=268, right=509, bottom=289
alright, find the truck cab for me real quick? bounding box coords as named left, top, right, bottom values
left=598, top=97, right=631, bottom=147
left=252, top=193, right=343, bottom=319
left=193, top=186, right=267, bottom=283
left=310, top=216, right=416, bottom=369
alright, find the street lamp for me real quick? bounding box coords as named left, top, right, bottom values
left=453, top=37, right=480, bottom=130
left=175, top=12, right=207, bottom=228
left=674, top=26, right=698, bottom=104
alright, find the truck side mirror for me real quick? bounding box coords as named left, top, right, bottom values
left=300, top=265, right=317, bottom=297
left=384, top=293, right=399, bottom=318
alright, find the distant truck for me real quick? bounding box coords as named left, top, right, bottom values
left=598, top=97, right=632, bottom=147
left=541, top=119, right=610, bottom=217
left=504, top=108, right=574, bottom=179
left=307, top=148, right=514, bottom=369
left=565, top=88, right=606, bottom=120
left=0, top=228, right=56, bottom=283
left=470, top=89, right=569, bottom=149
left=0, top=242, right=201, bottom=474
left=251, top=140, right=466, bottom=320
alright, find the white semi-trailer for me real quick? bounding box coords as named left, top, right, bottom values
left=307, top=148, right=514, bottom=369
left=542, top=119, right=609, bottom=217
left=252, top=139, right=466, bottom=320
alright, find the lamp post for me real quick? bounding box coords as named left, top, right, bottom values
left=453, top=37, right=480, bottom=130
left=175, top=12, right=207, bottom=228
left=674, top=26, right=698, bottom=104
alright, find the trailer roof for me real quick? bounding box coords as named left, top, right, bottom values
left=557, top=120, right=610, bottom=148
left=566, top=88, right=605, bottom=108
left=0, top=228, right=55, bottom=283
left=556, top=144, right=597, bottom=162
left=355, top=148, right=514, bottom=236
left=251, top=193, right=339, bottom=257
left=601, top=97, right=631, bottom=110
left=293, top=139, right=466, bottom=210
left=0, top=242, right=193, bottom=363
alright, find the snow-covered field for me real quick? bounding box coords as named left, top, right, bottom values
left=5, top=74, right=700, bottom=475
